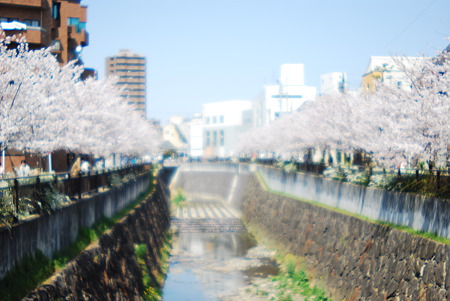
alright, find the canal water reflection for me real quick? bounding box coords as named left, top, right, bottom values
left=162, top=232, right=279, bottom=301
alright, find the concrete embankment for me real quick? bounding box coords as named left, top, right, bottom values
left=0, top=172, right=151, bottom=280
left=241, top=174, right=449, bottom=300
left=170, top=164, right=250, bottom=209
left=257, top=165, right=450, bottom=239
left=23, top=177, right=171, bottom=300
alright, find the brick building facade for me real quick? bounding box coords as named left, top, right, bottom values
left=0, top=0, right=89, bottom=65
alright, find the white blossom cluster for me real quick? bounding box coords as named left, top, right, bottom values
left=0, top=32, right=160, bottom=157
left=237, top=44, right=450, bottom=169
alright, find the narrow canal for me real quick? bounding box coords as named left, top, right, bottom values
left=162, top=200, right=280, bottom=301
left=162, top=231, right=280, bottom=301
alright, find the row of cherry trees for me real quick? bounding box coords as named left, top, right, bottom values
left=237, top=45, right=450, bottom=169
left=0, top=33, right=160, bottom=158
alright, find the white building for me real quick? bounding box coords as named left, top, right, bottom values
left=362, top=56, right=429, bottom=92
left=320, top=72, right=347, bottom=96
left=203, top=100, right=253, bottom=158
left=254, top=64, right=316, bottom=126
left=162, top=116, right=189, bottom=154
left=189, top=114, right=203, bottom=158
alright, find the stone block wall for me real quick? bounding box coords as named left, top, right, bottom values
left=23, top=178, right=171, bottom=300
left=241, top=175, right=450, bottom=300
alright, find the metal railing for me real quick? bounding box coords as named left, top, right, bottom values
left=0, top=164, right=151, bottom=222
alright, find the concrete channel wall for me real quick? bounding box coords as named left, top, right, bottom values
left=170, top=163, right=250, bottom=209
left=0, top=172, right=151, bottom=280
left=24, top=177, right=171, bottom=300
left=257, top=165, right=450, bottom=239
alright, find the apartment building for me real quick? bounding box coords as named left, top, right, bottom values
left=106, top=49, right=147, bottom=116
left=0, top=0, right=89, bottom=65
left=361, top=56, right=429, bottom=93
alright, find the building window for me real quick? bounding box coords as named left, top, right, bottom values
left=116, top=69, right=143, bottom=72
left=1, top=17, right=19, bottom=22
left=24, top=20, right=40, bottom=27
left=116, top=63, right=145, bottom=66
left=220, top=130, right=224, bottom=146
left=67, top=18, right=86, bottom=33
left=116, top=82, right=144, bottom=85
left=206, top=131, right=210, bottom=146
left=52, top=3, right=61, bottom=20
left=213, top=116, right=217, bottom=124
left=213, top=131, right=217, bottom=146
left=119, top=75, right=146, bottom=79
left=206, top=117, right=210, bottom=124
left=116, top=56, right=145, bottom=60
left=219, top=115, right=224, bottom=123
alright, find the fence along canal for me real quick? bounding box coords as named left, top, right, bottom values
left=0, top=164, right=149, bottom=223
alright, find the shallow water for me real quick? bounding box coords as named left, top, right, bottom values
left=162, top=232, right=279, bottom=301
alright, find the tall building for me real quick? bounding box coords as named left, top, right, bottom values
left=0, top=0, right=89, bottom=65
left=254, top=64, right=316, bottom=126
left=320, top=72, right=347, bottom=96
left=106, top=49, right=146, bottom=116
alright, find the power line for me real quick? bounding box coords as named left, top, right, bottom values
left=378, top=0, right=439, bottom=54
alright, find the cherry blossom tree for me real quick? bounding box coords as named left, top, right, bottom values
left=236, top=42, right=449, bottom=170
left=0, top=31, right=160, bottom=159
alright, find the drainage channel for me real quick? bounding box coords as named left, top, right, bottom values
left=163, top=201, right=280, bottom=300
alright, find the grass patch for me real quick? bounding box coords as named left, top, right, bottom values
left=136, top=231, right=172, bottom=301
left=0, top=176, right=155, bottom=301
left=245, top=224, right=330, bottom=301
left=273, top=253, right=330, bottom=301
left=170, top=189, right=186, bottom=208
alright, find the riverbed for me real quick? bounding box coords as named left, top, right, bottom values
left=162, top=231, right=281, bottom=301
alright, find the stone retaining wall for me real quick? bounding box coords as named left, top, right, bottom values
left=257, top=165, right=450, bottom=239
left=241, top=175, right=449, bottom=300
left=23, top=177, right=171, bottom=300
left=0, top=173, right=151, bottom=280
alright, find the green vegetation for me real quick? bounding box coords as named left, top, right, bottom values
left=245, top=224, right=330, bottom=301
left=135, top=231, right=172, bottom=301
left=381, top=173, right=450, bottom=199
left=272, top=253, right=330, bottom=301
left=0, top=178, right=154, bottom=301
left=170, top=189, right=186, bottom=208
left=377, top=221, right=450, bottom=245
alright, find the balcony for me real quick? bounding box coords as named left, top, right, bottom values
left=1, top=26, right=45, bottom=45
left=0, top=0, right=43, bottom=8
left=24, top=27, right=45, bottom=44
left=68, top=26, right=89, bottom=47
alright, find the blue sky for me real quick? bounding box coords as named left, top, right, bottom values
left=82, top=0, right=450, bottom=123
